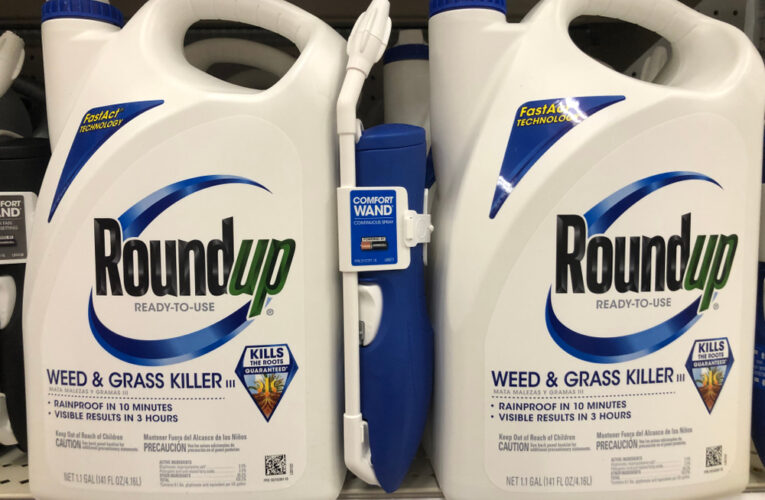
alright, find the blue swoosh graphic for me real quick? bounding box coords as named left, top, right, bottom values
left=119, top=175, right=271, bottom=239
left=584, top=171, right=720, bottom=235
left=489, top=95, right=625, bottom=219
left=545, top=289, right=702, bottom=364
left=89, top=292, right=252, bottom=366
left=49, top=100, right=164, bottom=221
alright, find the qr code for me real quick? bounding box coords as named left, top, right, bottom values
left=706, top=446, right=723, bottom=467
left=265, top=454, right=286, bottom=476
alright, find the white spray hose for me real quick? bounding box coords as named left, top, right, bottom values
left=337, top=0, right=391, bottom=487
left=0, top=32, right=24, bottom=99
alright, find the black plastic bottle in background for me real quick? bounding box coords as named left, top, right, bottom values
left=0, top=137, right=49, bottom=451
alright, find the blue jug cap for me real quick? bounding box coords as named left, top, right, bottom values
left=429, top=0, right=506, bottom=17
left=357, top=124, right=426, bottom=152
left=384, top=44, right=429, bottom=64
left=42, top=0, right=124, bottom=27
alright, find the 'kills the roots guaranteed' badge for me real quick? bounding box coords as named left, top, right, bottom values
left=236, top=344, right=298, bottom=422
left=686, top=338, right=733, bottom=413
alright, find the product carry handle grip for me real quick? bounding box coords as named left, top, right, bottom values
left=184, top=38, right=296, bottom=77
left=148, top=0, right=323, bottom=56
left=553, top=0, right=702, bottom=43
left=544, top=0, right=752, bottom=91
left=140, top=0, right=342, bottom=98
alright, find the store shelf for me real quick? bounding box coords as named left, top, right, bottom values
left=751, top=468, right=765, bottom=493
left=340, top=454, right=442, bottom=499
left=3, top=445, right=765, bottom=499
left=0, top=447, right=28, bottom=499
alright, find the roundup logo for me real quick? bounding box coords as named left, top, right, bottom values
left=88, top=175, right=295, bottom=367
left=546, top=172, right=737, bottom=364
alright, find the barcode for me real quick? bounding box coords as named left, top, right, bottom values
left=265, top=454, right=286, bottom=476
left=706, top=446, right=722, bottom=467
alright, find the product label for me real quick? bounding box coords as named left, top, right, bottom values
left=350, top=189, right=398, bottom=266
left=37, top=116, right=316, bottom=493
left=484, top=109, right=750, bottom=492
left=0, top=192, right=35, bottom=263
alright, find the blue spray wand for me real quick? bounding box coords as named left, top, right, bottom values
left=337, top=1, right=434, bottom=492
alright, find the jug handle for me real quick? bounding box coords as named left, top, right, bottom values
left=144, top=0, right=325, bottom=56
left=184, top=38, right=296, bottom=78
left=552, top=0, right=704, bottom=44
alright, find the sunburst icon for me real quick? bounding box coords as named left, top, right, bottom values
left=250, top=373, right=285, bottom=420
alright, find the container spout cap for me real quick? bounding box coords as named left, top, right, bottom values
left=429, top=0, right=506, bottom=17
left=42, top=0, right=124, bottom=27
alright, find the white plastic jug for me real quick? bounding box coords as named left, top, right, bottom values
left=26, top=0, right=347, bottom=498
left=428, top=0, right=765, bottom=498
